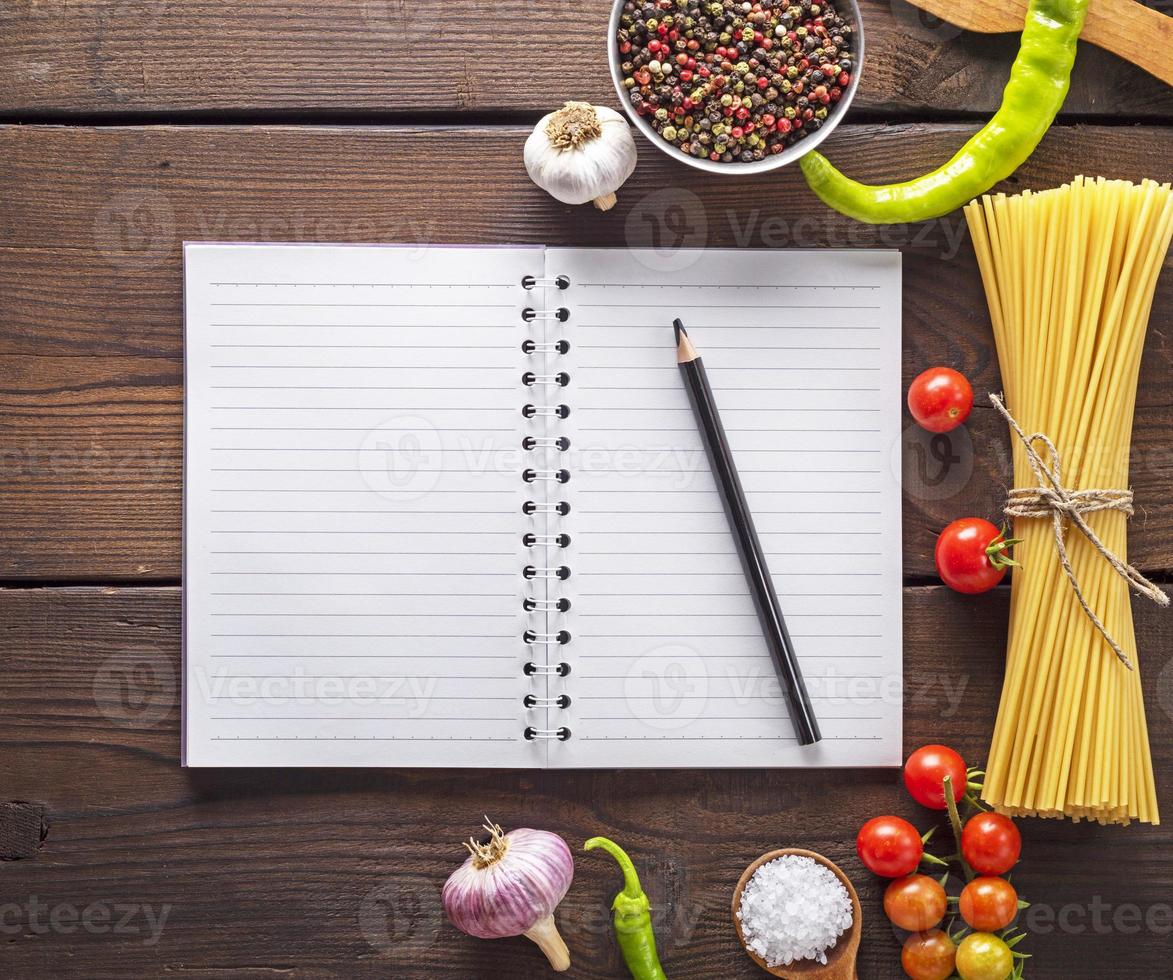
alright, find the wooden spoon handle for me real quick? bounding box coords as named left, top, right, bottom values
left=1085, top=0, right=1173, bottom=85
left=819, top=957, right=857, bottom=980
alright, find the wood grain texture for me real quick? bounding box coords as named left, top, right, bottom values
left=0, top=584, right=1170, bottom=977
left=0, top=0, right=1171, bottom=119
left=1087, top=0, right=1173, bottom=86
left=905, top=0, right=1173, bottom=86
left=2, top=122, right=1171, bottom=579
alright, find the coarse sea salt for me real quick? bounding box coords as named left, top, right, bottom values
left=736, top=854, right=854, bottom=968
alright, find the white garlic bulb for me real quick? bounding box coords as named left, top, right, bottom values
left=524, top=102, right=638, bottom=212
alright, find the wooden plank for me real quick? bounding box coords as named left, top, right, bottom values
left=2, top=122, right=1171, bottom=579
left=1, top=1, right=1170, bottom=119
left=0, top=583, right=1170, bottom=976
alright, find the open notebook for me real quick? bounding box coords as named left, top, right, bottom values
left=183, top=243, right=902, bottom=767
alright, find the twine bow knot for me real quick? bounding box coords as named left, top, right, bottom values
left=990, top=394, right=1170, bottom=671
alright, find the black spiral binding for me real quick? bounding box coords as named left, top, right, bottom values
left=521, top=272, right=572, bottom=743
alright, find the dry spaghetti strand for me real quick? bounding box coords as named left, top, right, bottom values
left=965, top=177, right=1173, bottom=826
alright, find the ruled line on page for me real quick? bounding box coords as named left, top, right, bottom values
left=210, top=737, right=518, bottom=742
left=575, top=529, right=883, bottom=534
left=210, top=427, right=515, bottom=432
left=211, top=592, right=515, bottom=597
left=209, top=302, right=519, bottom=308
left=573, top=281, right=881, bottom=289
left=209, top=613, right=517, bottom=618
left=577, top=514, right=882, bottom=521
left=563, top=469, right=882, bottom=475
left=209, top=328, right=518, bottom=333
left=579, top=572, right=882, bottom=577
left=577, top=427, right=882, bottom=433
left=208, top=529, right=516, bottom=534
left=579, top=592, right=882, bottom=597
left=576, top=551, right=882, bottom=557
left=210, top=509, right=513, bottom=514
left=208, top=406, right=517, bottom=411
left=208, top=658, right=518, bottom=663
left=209, top=571, right=516, bottom=576
left=210, top=385, right=517, bottom=391
left=211, top=719, right=518, bottom=725
left=210, top=550, right=517, bottom=555
left=575, top=303, right=882, bottom=310
left=579, top=386, right=883, bottom=393
left=577, top=323, right=883, bottom=330
left=579, top=715, right=885, bottom=722
left=209, top=490, right=519, bottom=497
left=574, top=407, right=884, bottom=413
left=577, top=344, right=883, bottom=351
left=209, top=364, right=516, bottom=370
left=211, top=281, right=517, bottom=288
left=577, top=612, right=882, bottom=618
left=207, top=451, right=515, bottom=457
left=576, top=365, right=883, bottom=371
left=209, top=638, right=518, bottom=643
left=577, top=638, right=882, bottom=643
left=207, top=474, right=518, bottom=476
left=211, top=344, right=509, bottom=349
left=577, top=737, right=882, bottom=742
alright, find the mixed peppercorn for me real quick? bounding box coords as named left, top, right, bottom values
left=616, top=0, right=855, bottom=164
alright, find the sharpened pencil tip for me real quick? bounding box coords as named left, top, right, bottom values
left=674, top=320, right=700, bottom=364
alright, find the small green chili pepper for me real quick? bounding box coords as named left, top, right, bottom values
left=800, top=0, right=1089, bottom=224
left=584, top=837, right=668, bottom=980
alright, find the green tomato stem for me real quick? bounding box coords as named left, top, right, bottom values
left=943, top=774, right=975, bottom=882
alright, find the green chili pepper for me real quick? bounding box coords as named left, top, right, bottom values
left=800, top=0, right=1089, bottom=224
left=584, top=837, right=668, bottom=980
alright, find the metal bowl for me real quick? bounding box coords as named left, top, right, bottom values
left=607, top=0, right=865, bottom=175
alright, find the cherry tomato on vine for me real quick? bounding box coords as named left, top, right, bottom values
left=884, top=874, right=947, bottom=931
left=903, top=744, right=968, bottom=810
left=907, top=367, right=973, bottom=433
left=857, top=815, right=923, bottom=878
left=961, top=812, right=1022, bottom=875
left=959, top=875, right=1019, bottom=931
left=901, top=929, right=957, bottom=980
left=955, top=931, right=1014, bottom=980
left=935, top=518, right=1019, bottom=594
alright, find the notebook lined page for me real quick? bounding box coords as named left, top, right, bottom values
left=183, top=244, right=543, bottom=767
left=550, top=248, right=902, bottom=768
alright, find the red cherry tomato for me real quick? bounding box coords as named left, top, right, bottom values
left=857, top=815, right=923, bottom=878
left=884, top=874, right=947, bottom=931
left=902, top=929, right=957, bottom=980
left=935, top=518, right=1017, bottom=594
left=959, top=875, right=1019, bottom=931
left=961, top=812, right=1022, bottom=875
left=904, top=744, right=968, bottom=810
left=908, top=367, right=973, bottom=433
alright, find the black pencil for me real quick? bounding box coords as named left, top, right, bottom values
left=673, top=319, right=821, bottom=746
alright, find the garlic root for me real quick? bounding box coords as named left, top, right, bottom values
left=592, top=192, right=618, bottom=212
left=523, top=915, right=571, bottom=972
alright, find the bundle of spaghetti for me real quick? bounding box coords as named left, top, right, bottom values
left=965, top=176, right=1173, bottom=826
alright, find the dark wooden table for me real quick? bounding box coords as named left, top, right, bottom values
left=2, top=2, right=1172, bottom=977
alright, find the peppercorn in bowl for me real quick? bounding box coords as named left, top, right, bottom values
left=609, top=0, right=864, bottom=174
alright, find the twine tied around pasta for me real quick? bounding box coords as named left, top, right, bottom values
left=990, top=394, right=1170, bottom=670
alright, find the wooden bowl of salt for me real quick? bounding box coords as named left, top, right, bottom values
left=732, top=848, right=862, bottom=979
